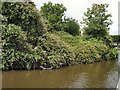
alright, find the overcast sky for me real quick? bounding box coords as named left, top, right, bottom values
left=32, top=0, right=119, bottom=35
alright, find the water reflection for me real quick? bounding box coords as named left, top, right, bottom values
left=2, top=60, right=118, bottom=88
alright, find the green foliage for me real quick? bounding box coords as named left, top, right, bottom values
left=37, top=33, right=75, bottom=68
left=51, top=31, right=117, bottom=64
left=40, top=2, right=80, bottom=36
left=111, top=35, right=120, bottom=43
left=40, top=1, right=66, bottom=31
left=2, top=2, right=35, bottom=30
left=82, top=4, right=112, bottom=44
left=2, top=24, right=26, bottom=70
left=1, top=2, right=117, bottom=71
left=1, top=24, right=46, bottom=70
left=2, top=2, right=47, bottom=35
left=2, top=2, right=50, bottom=47
left=63, top=18, right=80, bottom=36
left=1, top=24, right=75, bottom=70
left=1, top=25, right=117, bottom=70
left=2, top=24, right=27, bottom=51
left=1, top=2, right=50, bottom=70
left=104, top=48, right=118, bottom=60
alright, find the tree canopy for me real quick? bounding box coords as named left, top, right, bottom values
left=63, top=18, right=80, bottom=36
left=1, top=2, right=117, bottom=71
left=40, top=1, right=66, bottom=31
left=40, top=2, right=80, bottom=36
left=82, top=4, right=112, bottom=39
left=2, top=2, right=49, bottom=46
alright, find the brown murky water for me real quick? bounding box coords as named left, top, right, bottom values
left=2, top=60, right=118, bottom=88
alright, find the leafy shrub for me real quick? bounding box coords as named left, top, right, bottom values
left=1, top=25, right=75, bottom=70
left=1, top=24, right=21, bottom=70
left=1, top=24, right=30, bottom=70
left=63, top=18, right=80, bottom=36
left=111, top=35, right=120, bottom=42
left=1, top=2, right=51, bottom=70
left=2, top=2, right=35, bottom=30
left=2, top=2, right=48, bottom=36
left=53, top=31, right=115, bottom=64
left=1, top=28, right=117, bottom=70
left=104, top=47, right=118, bottom=60
left=37, top=33, right=76, bottom=68
left=2, top=2, right=51, bottom=48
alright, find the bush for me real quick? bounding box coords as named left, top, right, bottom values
left=63, top=18, right=80, bottom=36
left=53, top=31, right=115, bottom=64
left=2, top=24, right=25, bottom=70
left=1, top=25, right=75, bottom=70
left=2, top=2, right=48, bottom=36
left=1, top=24, right=40, bottom=70
left=111, top=35, right=120, bottom=46
left=104, top=47, right=118, bottom=60
left=1, top=28, right=117, bottom=70
left=37, top=33, right=76, bottom=68
left=2, top=2, right=50, bottom=48
left=1, top=24, right=47, bottom=70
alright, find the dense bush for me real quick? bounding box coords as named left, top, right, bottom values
left=1, top=2, right=117, bottom=71
left=2, top=2, right=36, bottom=30
left=1, top=24, right=33, bottom=70
left=1, top=25, right=75, bottom=70
left=53, top=31, right=117, bottom=63
left=111, top=35, right=120, bottom=43
left=63, top=18, right=80, bottom=36
left=37, top=33, right=76, bottom=68
left=2, top=2, right=48, bottom=36
left=1, top=25, right=117, bottom=70
left=2, top=2, right=50, bottom=48
left=104, top=47, right=118, bottom=60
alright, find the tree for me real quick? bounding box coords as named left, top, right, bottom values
left=1, top=2, right=49, bottom=70
left=2, top=2, right=36, bottom=30
left=2, top=2, right=48, bottom=35
left=82, top=4, right=112, bottom=41
left=2, top=2, right=49, bottom=46
left=63, top=18, right=80, bottom=36
left=40, top=2, right=66, bottom=31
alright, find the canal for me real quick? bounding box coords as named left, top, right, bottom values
left=2, top=60, right=118, bottom=88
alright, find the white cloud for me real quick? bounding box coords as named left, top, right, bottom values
left=32, top=0, right=119, bottom=35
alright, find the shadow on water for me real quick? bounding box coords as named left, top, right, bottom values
left=2, top=60, right=118, bottom=88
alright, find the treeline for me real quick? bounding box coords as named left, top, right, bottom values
left=40, top=2, right=80, bottom=35
left=1, top=1, right=118, bottom=70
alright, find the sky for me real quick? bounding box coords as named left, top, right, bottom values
left=32, top=0, right=119, bottom=35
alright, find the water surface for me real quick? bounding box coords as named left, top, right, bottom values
left=2, top=60, right=118, bottom=88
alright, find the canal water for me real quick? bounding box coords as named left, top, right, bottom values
left=2, top=60, right=118, bottom=88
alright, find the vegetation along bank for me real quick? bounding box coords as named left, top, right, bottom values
left=0, top=1, right=118, bottom=70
